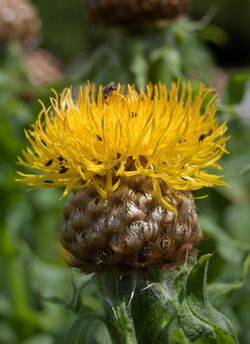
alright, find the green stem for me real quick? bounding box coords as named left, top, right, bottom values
left=96, top=270, right=177, bottom=344
left=103, top=298, right=137, bottom=344
left=96, top=272, right=138, bottom=344
left=131, top=283, right=174, bottom=344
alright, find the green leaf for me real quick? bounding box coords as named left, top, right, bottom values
left=201, top=25, right=229, bottom=46
left=180, top=255, right=238, bottom=343
left=225, top=73, right=250, bottom=105
left=178, top=298, right=214, bottom=341
left=199, top=216, right=250, bottom=265
left=20, top=334, right=53, bottom=344
left=168, top=262, right=214, bottom=341
left=171, top=255, right=239, bottom=342
left=170, top=328, right=191, bottom=344
left=208, top=254, right=250, bottom=302
left=63, top=314, right=112, bottom=344
left=214, top=328, right=238, bottom=344
left=224, top=204, right=250, bottom=244
left=0, top=321, right=18, bottom=344
left=149, top=47, right=182, bottom=83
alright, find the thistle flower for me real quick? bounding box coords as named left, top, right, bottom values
left=86, top=0, right=190, bottom=27
left=17, top=82, right=228, bottom=271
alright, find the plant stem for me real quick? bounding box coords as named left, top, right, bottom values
left=96, top=272, right=138, bottom=344
left=95, top=270, right=178, bottom=344
left=103, top=298, right=137, bottom=344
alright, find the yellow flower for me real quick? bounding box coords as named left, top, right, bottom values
left=17, top=82, right=228, bottom=213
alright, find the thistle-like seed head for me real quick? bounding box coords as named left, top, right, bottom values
left=61, top=176, right=202, bottom=272
left=86, top=0, right=190, bottom=27
left=0, top=0, right=41, bottom=45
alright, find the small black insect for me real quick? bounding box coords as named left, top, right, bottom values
left=199, top=134, right=206, bottom=142
left=178, top=139, right=187, bottom=144
left=103, top=83, right=117, bottom=100
left=45, top=159, right=53, bottom=167
left=96, top=134, right=103, bottom=142
left=44, top=180, right=53, bottom=184
left=59, top=166, right=69, bottom=174
left=199, top=129, right=213, bottom=142
left=131, top=112, right=137, bottom=118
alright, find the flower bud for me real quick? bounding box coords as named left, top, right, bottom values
left=0, top=0, right=41, bottom=45
left=22, top=49, right=64, bottom=86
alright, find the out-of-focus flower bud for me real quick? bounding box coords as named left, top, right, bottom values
left=86, top=0, right=190, bottom=27
left=0, top=0, right=41, bottom=45
left=22, top=49, right=64, bottom=86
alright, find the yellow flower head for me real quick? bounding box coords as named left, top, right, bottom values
left=17, top=82, right=228, bottom=212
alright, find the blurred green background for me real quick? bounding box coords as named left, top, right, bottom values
left=0, top=1, right=249, bottom=343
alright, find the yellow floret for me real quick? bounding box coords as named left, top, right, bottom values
left=17, top=82, right=229, bottom=212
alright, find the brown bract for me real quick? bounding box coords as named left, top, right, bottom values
left=61, top=176, right=202, bottom=273
left=86, top=0, right=190, bottom=27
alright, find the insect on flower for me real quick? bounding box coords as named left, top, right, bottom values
left=103, top=82, right=117, bottom=100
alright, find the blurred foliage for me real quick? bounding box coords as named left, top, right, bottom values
left=192, top=0, right=250, bottom=44
left=191, top=0, right=250, bottom=67
left=0, top=0, right=249, bottom=343
left=66, top=18, right=214, bottom=87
